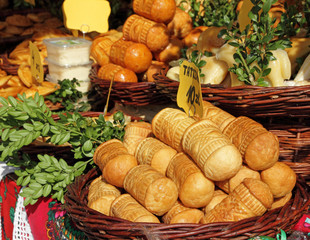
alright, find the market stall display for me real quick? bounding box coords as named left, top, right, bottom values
left=0, top=0, right=310, bottom=239
left=63, top=103, right=310, bottom=239
left=154, top=0, right=310, bottom=118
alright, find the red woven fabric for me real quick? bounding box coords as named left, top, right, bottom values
left=293, top=214, right=310, bottom=233
left=0, top=176, right=21, bottom=240
left=26, top=197, right=53, bottom=240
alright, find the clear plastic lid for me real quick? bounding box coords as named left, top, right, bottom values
left=43, top=37, right=92, bottom=50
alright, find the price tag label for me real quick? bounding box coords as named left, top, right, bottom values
left=24, top=0, right=35, bottom=6
left=177, top=60, right=203, bottom=118
left=63, top=0, right=111, bottom=33
left=29, top=41, right=44, bottom=84
left=238, top=0, right=254, bottom=32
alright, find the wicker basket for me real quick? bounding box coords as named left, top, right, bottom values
left=153, top=71, right=310, bottom=118
left=90, top=66, right=171, bottom=106
left=0, top=53, right=49, bottom=75
left=64, top=166, right=310, bottom=240
left=267, top=124, right=310, bottom=164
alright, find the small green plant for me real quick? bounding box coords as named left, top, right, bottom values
left=45, top=78, right=90, bottom=112
left=180, top=46, right=211, bottom=78
left=179, top=0, right=239, bottom=27
left=0, top=93, right=126, bottom=205
left=219, top=0, right=292, bottom=86
left=276, top=1, right=307, bottom=38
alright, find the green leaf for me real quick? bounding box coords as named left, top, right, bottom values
left=57, top=132, right=70, bottom=145
left=51, top=157, right=61, bottom=169
left=51, top=191, right=60, bottom=200
left=21, top=187, right=35, bottom=195
left=1, top=148, right=10, bottom=160
left=0, top=106, right=8, bottom=116
left=29, top=182, right=42, bottom=190
left=262, top=0, right=272, bottom=14
left=35, top=176, right=47, bottom=185
left=57, top=189, right=64, bottom=202
left=32, top=188, right=43, bottom=199
left=43, top=184, right=52, bottom=197
left=55, top=174, right=66, bottom=181
left=24, top=133, right=34, bottom=146
left=41, top=124, right=50, bottom=136
left=37, top=154, right=48, bottom=162
left=59, top=159, right=68, bottom=170
left=52, top=182, right=62, bottom=191
left=69, top=172, right=75, bottom=181
left=45, top=174, right=55, bottom=183
left=7, top=96, right=17, bottom=107
left=23, top=196, right=33, bottom=206
left=15, top=115, right=29, bottom=121
left=23, top=123, right=34, bottom=131
left=45, top=166, right=57, bottom=172
left=64, top=175, right=71, bottom=185
left=0, top=96, right=8, bottom=106
left=30, top=198, right=38, bottom=205
left=21, top=175, right=31, bottom=186
left=262, top=68, right=271, bottom=77
left=82, top=140, right=93, bottom=152
left=73, top=161, right=86, bottom=170
left=16, top=176, right=24, bottom=186
left=38, top=161, right=51, bottom=169
left=33, top=122, right=44, bottom=131
left=1, top=128, right=10, bottom=141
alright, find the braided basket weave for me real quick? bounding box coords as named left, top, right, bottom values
left=153, top=71, right=310, bottom=118
left=90, top=66, right=171, bottom=106
left=0, top=54, right=49, bottom=75
left=64, top=167, right=310, bottom=240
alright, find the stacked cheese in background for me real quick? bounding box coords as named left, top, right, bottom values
left=88, top=101, right=297, bottom=224
left=44, top=37, right=93, bottom=94
left=90, top=0, right=194, bottom=83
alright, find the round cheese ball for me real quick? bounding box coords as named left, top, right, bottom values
left=260, top=162, right=296, bottom=198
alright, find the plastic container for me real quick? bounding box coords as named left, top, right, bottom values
left=46, top=74, right=91, bottom=94
left=43, top=37, right=92, bottom=66
left=46, top=58, right=92, bottom=81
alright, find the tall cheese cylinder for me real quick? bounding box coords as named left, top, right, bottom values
left=223, top=116, right=279, bottom=170
left=97, top=63, right=138, bottom=83
left=133, top=0, right=176, bottom=23
left=151, top=107, right=196, bottom=152
left=123, top=121, right=154, bottom=155
left=110, top=194, right=160, bottom=223
left=166, top=152, right=215, bottom=208
left=110, top=39, right=153, bottom=73
left=123, top=165, right=178, bottom=216
left=182, top=120, right=242, bottom=181
left=197, top=101, right=236, bottom=132
left=123, top=14, right=170, bottom=52
left=201, top=178, right=273, bottom=223
left=87, top=176, right=121, bottom=216
left=162, top=200, right=204, bottom=224
left=135, top=137, right=177, bottom=175
left=93, top=139, right=138, bottom=188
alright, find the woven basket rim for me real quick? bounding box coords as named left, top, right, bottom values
left=64, top=166, right=310, bottom=239
left=90, top=66, right=156, bottom=87
left=90, top=66, right=171, bottom=106
left=153, top=70, right=310, bottom=118
left=153, top=71, right=310, bottom=93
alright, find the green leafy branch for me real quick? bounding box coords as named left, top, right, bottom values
left=219, top=0, right=292, bottom=86
left=16, top=154, right=91, bottom=205
left=179, top=0, right=239, bottom=27
left=0, top=93, right=126, bottom=205
left=45, top=78, right=90, bottom=112
left=276, top=1, right=307, bottom=38
left=180, top=47, right=211, bottom=78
